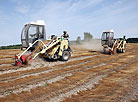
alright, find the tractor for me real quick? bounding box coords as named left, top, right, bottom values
left=15, top=20, right=71, bottom=66
left=101, top=30, right=126, bottom=55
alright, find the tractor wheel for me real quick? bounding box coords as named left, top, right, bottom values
left=61, top=50, right=71, bottom=61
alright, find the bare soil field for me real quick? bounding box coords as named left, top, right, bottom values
left=0, top=43, right=138, bottom=102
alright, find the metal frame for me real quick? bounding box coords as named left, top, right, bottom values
left=21, top=24, right=46, bottom=48
left=17, top=38, right=61, bottom=60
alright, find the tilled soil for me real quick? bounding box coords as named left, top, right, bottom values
left=0, top=43, right=138, bottom=102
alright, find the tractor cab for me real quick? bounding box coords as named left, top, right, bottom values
left=101, top=30, right=114, bottom=48
left=21, top=20, right=46, bottom=49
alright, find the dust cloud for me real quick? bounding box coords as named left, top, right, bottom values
left=79, top=39, right=103, bottom=52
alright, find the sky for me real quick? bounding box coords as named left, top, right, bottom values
left=0, top=0, right=138, bottom=46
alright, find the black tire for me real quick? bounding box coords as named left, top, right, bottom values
left=61, top=50, right=71, bottom=61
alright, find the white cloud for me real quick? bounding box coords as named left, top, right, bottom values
left=15, top=5, right=30, bottom=14
left=28, top=0, right=104, bottom=38
left=68, top=0, right=103, bottom=11
left=0, top=0, right=138, bottom=46
left=10, top=0, right=30, bottom=14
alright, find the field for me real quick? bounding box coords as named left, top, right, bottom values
left=0, top=43, right=138, bottom=102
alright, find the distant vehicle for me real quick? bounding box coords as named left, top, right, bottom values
left=101, top=30, right=126, bottom=55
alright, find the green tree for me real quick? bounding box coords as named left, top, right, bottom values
left=76, top=36, right=81, bottom=44
left=0, top=44, right=21, bottom=50
left=84, top=32, right=93, bottom=42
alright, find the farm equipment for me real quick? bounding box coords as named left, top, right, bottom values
left=101, top=30, right=126, bottom=55
left=15, top=32, right=71, bottom=66
left=21, top=20, right=46, bottom=50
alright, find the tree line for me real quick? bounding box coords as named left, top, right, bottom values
left=76, top=32, right=93, bottom=44
left=0, top=44, right=21, bottom=50
left=126, top=38, right=138, bottom=43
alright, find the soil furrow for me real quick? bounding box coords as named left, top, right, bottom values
left=0, top=43, right=137, bottom=102
left=0, top=52, right=98, bottom=71
left=1, top=49, right=137, bottom=102
left=0, top=48, right=137, bottom=99
left=0, top=52, right=100, bottom=73
left=30, top=53, right=138, bottom=102
left=0, top=54, right=103, bottom=82
left=62, top=59, right=138, bottom=102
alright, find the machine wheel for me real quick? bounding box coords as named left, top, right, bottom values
left=61, top=50, right=71, bottom=61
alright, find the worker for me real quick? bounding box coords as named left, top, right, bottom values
left=62, top=31, right=69, bottom=38
left=123, top=35, right=126, bottom=41
left=51, top=34, right=56, bottom=39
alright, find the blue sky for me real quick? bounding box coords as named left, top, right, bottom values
left=0, top=0, right=138, bottom=46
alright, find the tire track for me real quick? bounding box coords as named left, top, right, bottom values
left=62, top=58, right=138, bottom=102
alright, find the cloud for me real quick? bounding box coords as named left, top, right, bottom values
left=0, top=0, right=138, bottom=46
left=28, top=0, right=104, bottom=38
left=67, top=0, right=103, bottom=12
left=15, top=5, right=30, bottom=14
left=10, top=0, right=30, bottom=14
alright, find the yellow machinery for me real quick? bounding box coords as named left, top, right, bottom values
left=15, top=33, right=71, bottom=66
left=101, top=30, right=126, bottom=55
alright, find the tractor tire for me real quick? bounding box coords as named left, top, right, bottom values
left=61, top=50, right=71, bottom=61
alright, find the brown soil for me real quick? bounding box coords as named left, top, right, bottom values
left=0, top=43, right=137, bottom=102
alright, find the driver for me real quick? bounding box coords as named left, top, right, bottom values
left=62, top=31, right=69, bottom=38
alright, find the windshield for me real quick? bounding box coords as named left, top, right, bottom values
left=102, top=32, right=114, bottom=40
left=28, top=25, right=38, bottom=39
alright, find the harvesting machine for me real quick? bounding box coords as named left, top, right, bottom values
left=15, top=20, right=71, bottom=66
left=101, top=30, right=126, bottom=55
